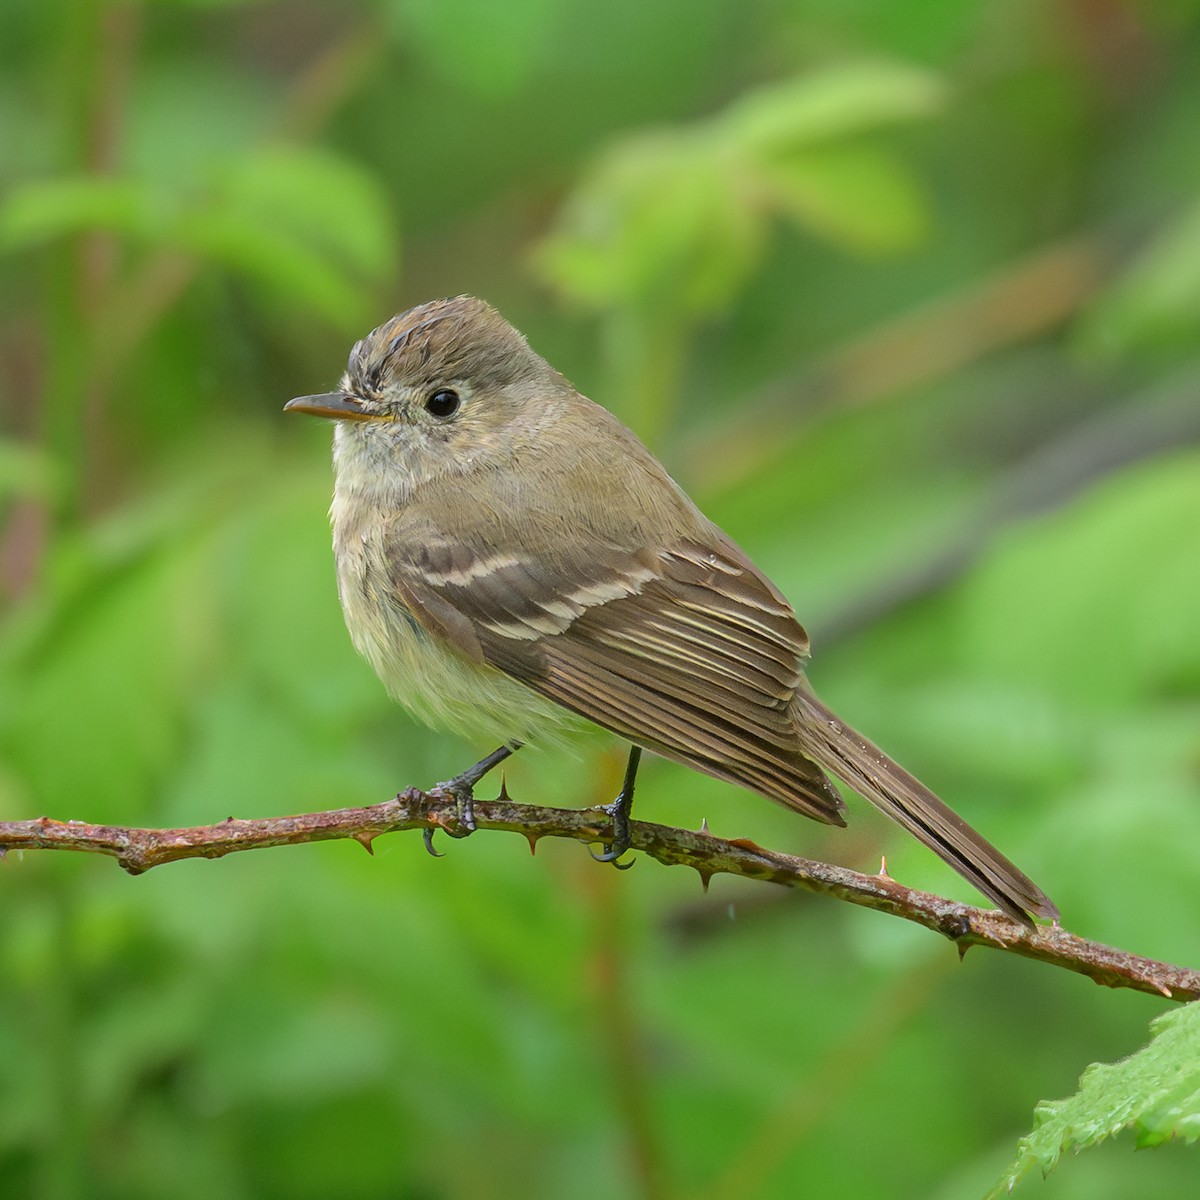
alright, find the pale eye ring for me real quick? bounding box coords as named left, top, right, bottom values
left=425, top=388, right=460, bottom=419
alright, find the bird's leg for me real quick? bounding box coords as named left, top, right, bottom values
left=423, top=741, right=522, bottom=856
left=590, top=745, right=641, bottom=870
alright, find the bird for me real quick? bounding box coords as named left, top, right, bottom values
left=284, top=295, right=1058, bottom=924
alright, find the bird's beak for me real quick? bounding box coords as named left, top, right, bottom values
left=283, top=392, right=377, bottom=421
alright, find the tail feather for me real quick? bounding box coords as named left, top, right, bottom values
left=792, top=687, right=1058, bottom=924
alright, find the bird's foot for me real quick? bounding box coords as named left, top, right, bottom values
left=422, top=742, right=521, bottom=857
left=589, top=746, right=642, bottom=870
left=589, top=794, right=635, bottom=870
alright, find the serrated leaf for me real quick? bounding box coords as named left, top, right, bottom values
left=990, top=1003, right=1200, bottom=1197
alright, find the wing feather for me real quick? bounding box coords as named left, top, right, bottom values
left=390, top=535, right=846, bottom=824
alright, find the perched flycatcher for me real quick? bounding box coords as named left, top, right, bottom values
left=285, top=295, right=1057, bottom=924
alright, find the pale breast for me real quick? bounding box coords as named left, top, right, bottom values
left=331, top=491, right=581, bottom=745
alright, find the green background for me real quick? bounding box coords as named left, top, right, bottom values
left=2, top=1, right=1199, bottom=1196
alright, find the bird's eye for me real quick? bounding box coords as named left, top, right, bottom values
left=425, top=388, right=461, bottom=419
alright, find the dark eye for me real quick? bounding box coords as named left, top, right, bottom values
left=425, top=388, right=460, bottom=419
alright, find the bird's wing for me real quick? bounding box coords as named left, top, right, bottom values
left=389, top=533, right=846, bottom=824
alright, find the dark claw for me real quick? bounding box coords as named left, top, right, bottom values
left=591, top=797, right=633, bottom=865
left=422, top=743, right=521, bottom=856
left=590, top=746, right=641, bottom=870
left=590, top=845, right=635, bottom=870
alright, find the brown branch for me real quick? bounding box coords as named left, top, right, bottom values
left=2, top=791, right=1196, bottom=1003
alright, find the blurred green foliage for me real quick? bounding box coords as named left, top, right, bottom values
left=1, top=1, right=1199, bottom=1197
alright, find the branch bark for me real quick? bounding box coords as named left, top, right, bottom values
left=2, top=789, right=1196, bottom=1003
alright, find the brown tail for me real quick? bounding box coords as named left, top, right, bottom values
left=792, top=686, right=1058, bottom=924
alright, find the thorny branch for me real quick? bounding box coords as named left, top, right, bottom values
left=2, top=788, right=1196, bottom=1003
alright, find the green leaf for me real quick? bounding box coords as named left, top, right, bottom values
left=990, top=1002, right=1200, bottom=1196
left=0, top=149, right=396, bottom=331
left=536, top=62, right=940, bottom=314
left=536, top=133, right=760, bottom=316
left=1, top=536, right=209, bottom=820
left=0, top=439, right=59, bottom=501
left=958, top=449, right=1200, bottom=706
left=211, top=147, right=395, bottom=284
left=0, top=176, right=161, bottom=249
left=721, top=61, right=944, bottom=150
left=1080, top=197, right=1200, bottom=360
left=756, top=143, right=930, bottom=253
left=390, top=0, right=561, bottom=97
left=178, top=209, right=368, bottom=328
left=180, top=147, right=397, bottom=329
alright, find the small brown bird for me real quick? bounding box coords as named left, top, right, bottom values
left=286, top=295, right=1057, bottom=924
